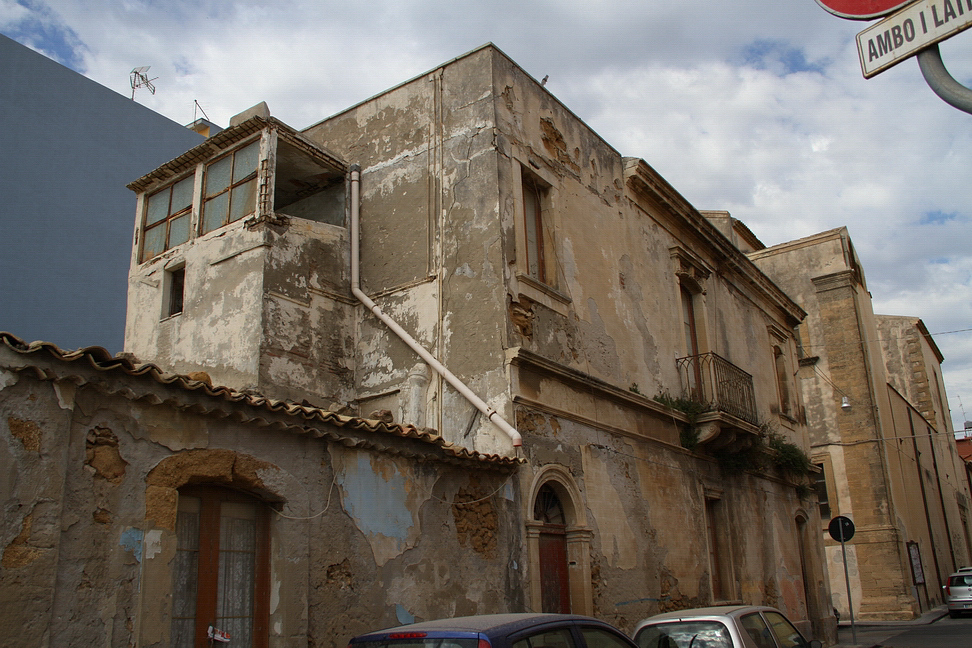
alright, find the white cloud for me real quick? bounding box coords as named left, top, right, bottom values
left=4, top=0, right=972, bottom=429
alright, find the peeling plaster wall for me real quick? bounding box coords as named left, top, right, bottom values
left=125, top=220, right=269, bottom=391
left=303, top=49, right=513, bottom=452
left=0, top=356, right=523, bottom=648
left=518, top=409, right=824, bottom=634
left=260, top=219, right=356, bottom=406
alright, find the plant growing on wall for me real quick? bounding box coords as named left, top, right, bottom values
left=653, top=392, right=710, bottom=450
left=710, top=420, right=813, bottom=482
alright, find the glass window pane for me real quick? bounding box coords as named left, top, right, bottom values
left=171, top=176, right=195, bottom=213
left=206, top=156, right=232, bottom=196
left=512, top=628, right=575, bottom=648
left=146, top=188, right=171, bottom=226
left=634, top=621, right=731, bottom=648
left=764, top=612, right=808, bottom=648
left=168, top=214, right=190, bottom=248
left=229, top=178, right=257, bottom=223
left=171, top=496, right=200, bottom=648
left=740, top=614, right=776, bottom=648
left=233, top=141, right=259, bottom=182
left=202, top=192, right=229, bottom=233
left=581, top=627, right=634, bottom=648
left=142, top=224, right=166, bottom=260
left=216, top=502, right=256, bottom=648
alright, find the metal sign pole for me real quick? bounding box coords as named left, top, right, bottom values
left=840, top=530, right=857, bottom=646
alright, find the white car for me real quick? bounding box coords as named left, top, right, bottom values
left=944, top=571, right=972, bottom=617
left=632, top=605, right=822, bottom=648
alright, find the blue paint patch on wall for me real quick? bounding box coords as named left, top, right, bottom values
left=396, top=604, right=415, bottom=625
left=338, top=453, right=413, bottom=542
left=120, top=528, right=144, bottom=562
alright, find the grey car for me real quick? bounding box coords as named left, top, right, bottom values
left=632, top=605, right=821, bottom=648
left=945, top=571, right=972, bottom=617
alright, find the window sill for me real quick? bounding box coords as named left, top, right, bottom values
left=516, top=273, right=571, bottom=316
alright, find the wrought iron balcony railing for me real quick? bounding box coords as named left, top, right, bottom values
left=675, top=352, right=758, bottom=425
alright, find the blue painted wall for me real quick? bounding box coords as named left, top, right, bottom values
left=0, top=34, right=203, bottom=352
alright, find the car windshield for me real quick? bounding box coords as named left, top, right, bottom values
left=634, top=621, right=732, bottom=648
left=355, top=640, right=480, bottom=648
left=951, top=575, right=972, bottom=586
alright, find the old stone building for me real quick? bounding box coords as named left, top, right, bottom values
left=2, top=44, right=836, bottom=646
left=749, top=226, right=972, bottom=620
left=0, top=334, right=520, bottom=647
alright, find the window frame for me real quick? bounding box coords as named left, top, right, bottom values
left=141, top=174, right=195, bottom=262
left=163, top=264, right=186, bottom=319
left=200, top=139, right=261, bottom=235
left=522, top=172, right=547, bottom=283
left=171, top=485, right=271, bottom=648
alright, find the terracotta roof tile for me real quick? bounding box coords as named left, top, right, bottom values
left=0, top=332, right=521, bottom=467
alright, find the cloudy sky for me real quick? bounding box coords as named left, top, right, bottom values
left=2, top=0, right=971, bottom=431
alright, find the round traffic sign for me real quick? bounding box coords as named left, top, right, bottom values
left=829, top=515, right=856, bottom=542
left=814, top=0, right=913, bottom=20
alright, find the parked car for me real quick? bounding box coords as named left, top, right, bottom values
left=944, top=570, right=972, bottom=618
left=631, top=606, right=821, bottom=648
left=347, top=613, right=639, bottom=648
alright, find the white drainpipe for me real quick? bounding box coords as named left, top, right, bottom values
left=349, top=165, right=523, bottom=448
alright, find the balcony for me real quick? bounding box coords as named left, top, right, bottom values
left=675, top=352, right=759, bottom=450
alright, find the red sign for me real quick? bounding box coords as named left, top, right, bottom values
left=815, top=0, right=915, bottom=19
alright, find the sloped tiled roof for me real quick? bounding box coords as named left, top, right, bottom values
left=0, top=332, right=521, bottom=468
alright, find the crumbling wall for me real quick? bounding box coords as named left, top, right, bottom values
left=1, top=360, right=523, bottom=648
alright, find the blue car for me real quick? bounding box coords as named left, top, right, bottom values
left=348, top=613, right=639, bottom=648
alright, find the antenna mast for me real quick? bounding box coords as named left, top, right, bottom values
left=130, top=66, right=158, bottom=100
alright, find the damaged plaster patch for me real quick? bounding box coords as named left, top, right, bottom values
left=53, top=380, right=76, bottom=410
left=8, top=417, right=41, bottom=452
left=0, top=368, right=18, bottom=391
left=331, top=447, right=426, bottom=566
left=143, top=529, right=163, bottom=561
left=452, top=478, right=499, bottom=558
left=120, top=528, right=144, bottom=562
left=1, top=513, right=43, bottom=568
left=85, top=426, right=127, bottom=484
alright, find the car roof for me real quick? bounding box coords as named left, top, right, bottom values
left=352, top=613, right=603, bottom=640
left=635, top=605, right=780, bottom=625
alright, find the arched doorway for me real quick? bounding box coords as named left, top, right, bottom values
left=525, top=466, right=593, bottom=615
left=534, top=484, right=570, bottom=612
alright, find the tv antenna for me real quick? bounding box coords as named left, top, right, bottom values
left=193, top=99, right=210, bottom=123
left=130, top=66, right=157, bottom=100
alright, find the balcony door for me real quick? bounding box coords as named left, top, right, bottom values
left=681, top=285, right=703, bottom=398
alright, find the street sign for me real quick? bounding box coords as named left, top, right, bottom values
left=816, top=0, right=915, bottom=20
left=829, top=515, right=856, bottom=542
left=857, top=0, right=972, bottom=77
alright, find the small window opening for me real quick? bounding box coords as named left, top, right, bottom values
left=522, top=174, right=547, bottom=283
left=165, top=266, right=185, bottom=318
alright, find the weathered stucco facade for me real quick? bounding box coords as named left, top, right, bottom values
left=5, top=45, right=839, bottom=646
left=750, top=227, right=972, bottom=621
left=0, top=335, right=521, bottom=647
